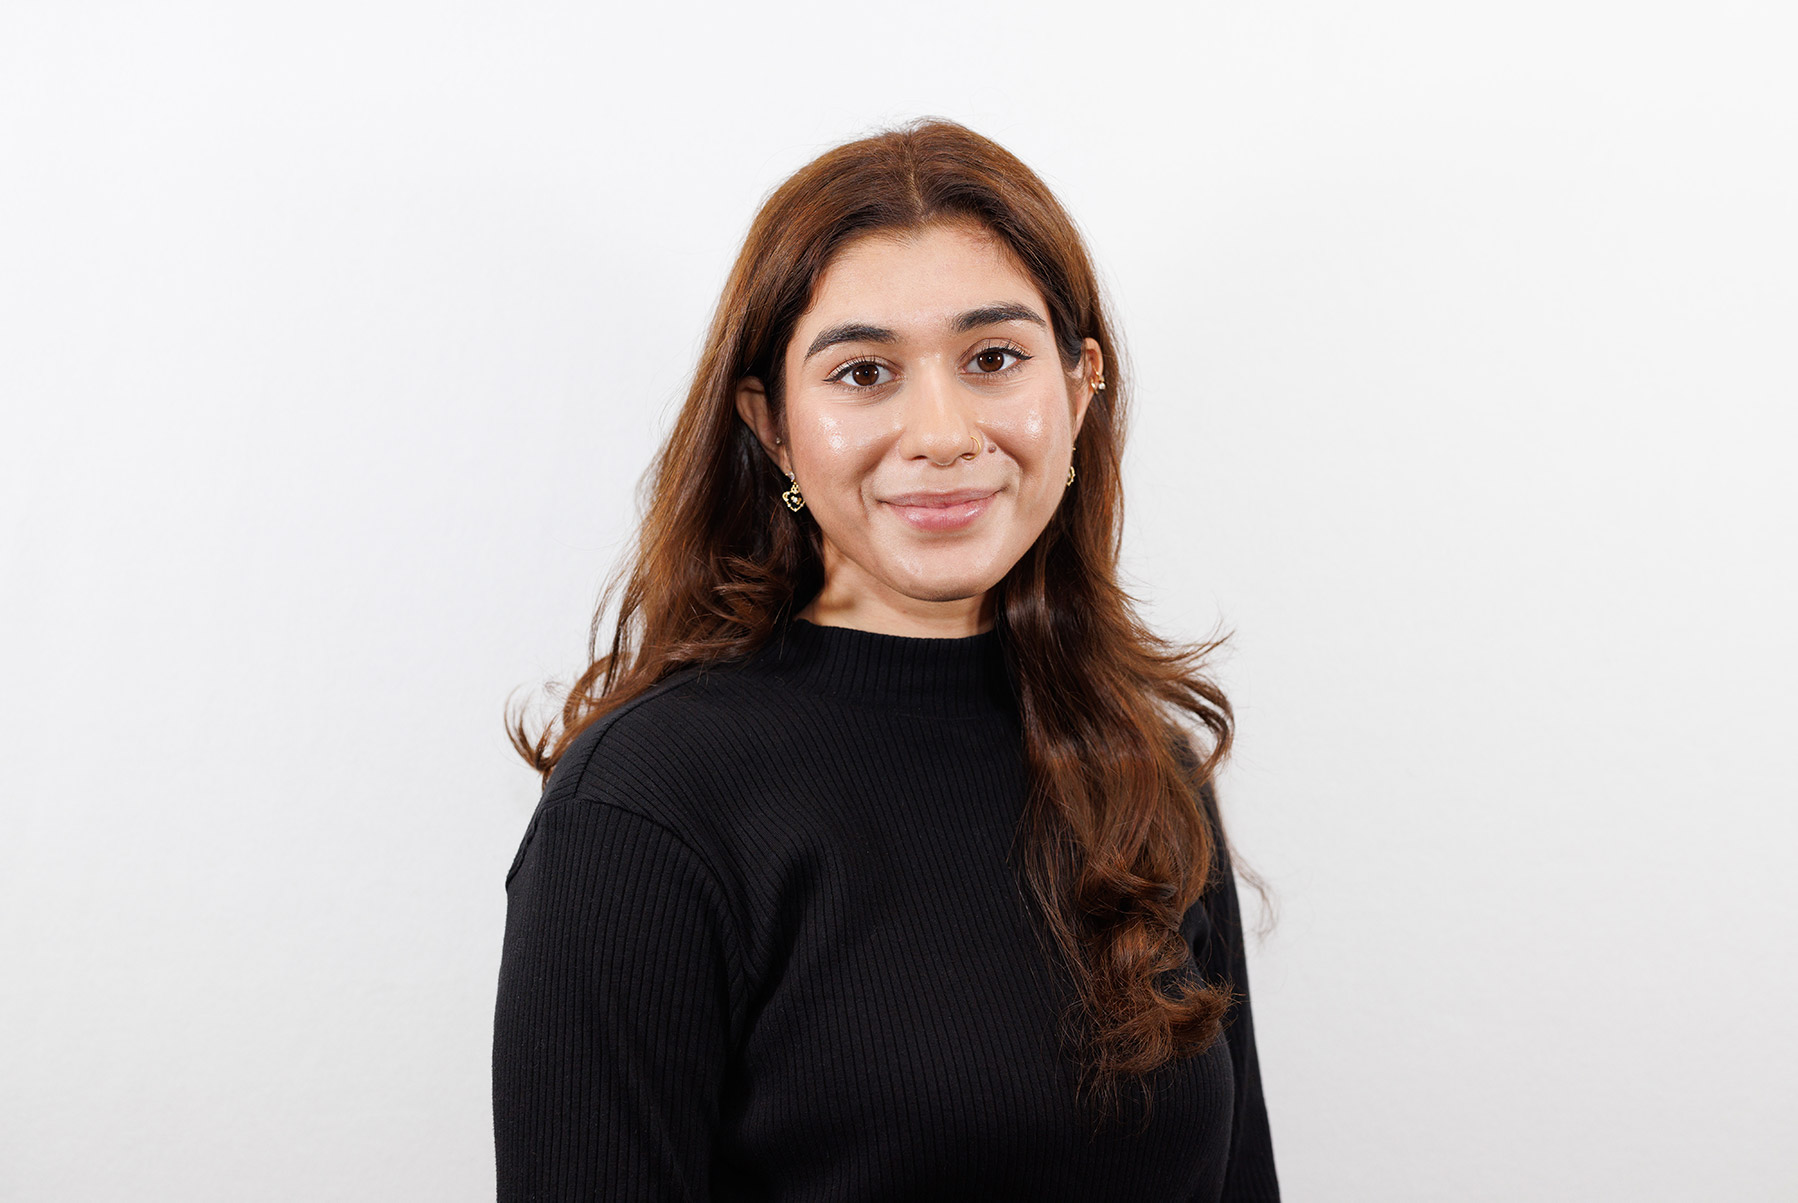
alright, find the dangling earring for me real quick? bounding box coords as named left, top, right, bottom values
left=1066, top=443, right=1077, bottom=487
left=773, top=436, right=805, bottom=512
left=782, top=471, right=806, bottom=512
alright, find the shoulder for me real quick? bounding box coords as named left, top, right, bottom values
left=504, top=664, right=750, bottom=890
left=537, top=660, right=774, bottom=820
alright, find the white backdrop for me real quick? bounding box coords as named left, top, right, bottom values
left=4, top=2, right=1794, bottom=1199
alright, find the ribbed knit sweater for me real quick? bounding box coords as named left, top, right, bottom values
left=492, top=616, right=1279, bottom=1201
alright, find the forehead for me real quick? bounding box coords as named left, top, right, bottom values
left=802, top=221, right=1045, bottom=330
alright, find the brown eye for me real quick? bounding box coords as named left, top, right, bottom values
left=970, top=346, right=1028, bottom=375
left=831, top=360, right=893, bottom=388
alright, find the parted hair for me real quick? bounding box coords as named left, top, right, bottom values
left=508, top=116, right=1248, bottom=1133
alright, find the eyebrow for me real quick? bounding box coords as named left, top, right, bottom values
left=801, top=302, right=1050, bottom=364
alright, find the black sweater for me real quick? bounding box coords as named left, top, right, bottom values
left=493, top=616, right=1279, bottom=1200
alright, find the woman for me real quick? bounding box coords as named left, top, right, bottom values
left=493, top=118, right=1279, bottom=1201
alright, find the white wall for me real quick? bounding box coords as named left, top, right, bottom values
left=4, top=2, right=1792, bottom=1199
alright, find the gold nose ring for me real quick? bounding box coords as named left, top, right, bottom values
left=964, top=434, right=981, bottom=459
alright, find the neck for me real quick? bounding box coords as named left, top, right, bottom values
left=798, top=587, right=997, bottom=640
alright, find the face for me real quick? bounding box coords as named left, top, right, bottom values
left=736, top=219, right=1101, bottom=637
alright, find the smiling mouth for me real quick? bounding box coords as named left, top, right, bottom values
left=883, top=489, right=998, bottom=532
left=883, top=488, right=1000, bottom=507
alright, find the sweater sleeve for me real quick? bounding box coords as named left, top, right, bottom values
left=492, top=797, right=740, bottom=1202
left=1196, top=783, right=1281, bottom=1201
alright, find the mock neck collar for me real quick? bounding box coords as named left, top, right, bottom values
left=744, top=616, right=1018, bottom=720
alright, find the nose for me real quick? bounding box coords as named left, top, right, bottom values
left=898, top=361, right=981, bottom=467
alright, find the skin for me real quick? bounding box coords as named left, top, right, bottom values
left=735, top=218, right=1102, bottom=639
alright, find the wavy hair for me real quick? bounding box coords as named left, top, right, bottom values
left=508, top=116, right=1253, bottom=1132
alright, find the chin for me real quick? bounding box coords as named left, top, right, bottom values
left=901, top=576, right=996, bottom=604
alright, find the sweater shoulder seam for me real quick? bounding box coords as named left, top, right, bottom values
left=559, top=667, right=709, bottom=805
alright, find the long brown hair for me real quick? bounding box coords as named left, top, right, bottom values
left=508, top=116, right=1248, bottom=1132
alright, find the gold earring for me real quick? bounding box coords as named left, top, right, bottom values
left=1066, top=443, right=1077, bottom=487
left=1091, top=375, right=1106, bottom=392
left=782, top=471, right=806, bottom=512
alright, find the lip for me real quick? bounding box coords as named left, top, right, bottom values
left=882, top=487, right=999, bottom=533
left=883, top=487, right=1000, bottom=507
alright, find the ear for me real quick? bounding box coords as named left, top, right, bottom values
left=734, top=377, right=789, bottom=474
left=1071, top=338, right=1103, bottom=440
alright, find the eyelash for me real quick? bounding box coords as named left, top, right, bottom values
left=825, top=341, right=1034, bottom=389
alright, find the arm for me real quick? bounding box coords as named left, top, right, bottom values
left=1196, top=782, right=1281, bottom=1201
left=493, top=798, right=740, bottom=1201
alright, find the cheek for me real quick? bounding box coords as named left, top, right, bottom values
left=802, top=437, right=884, bottom=509
left=790, top=408, right=880, bottom=483
left=791, top=406, right=853, bottom=456
left=991, top=389, right=1068, bottom=460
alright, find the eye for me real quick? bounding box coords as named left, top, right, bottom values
left=826, top=358, right=895, bottom=389
left=966, top=343, right=1031, bottom=376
